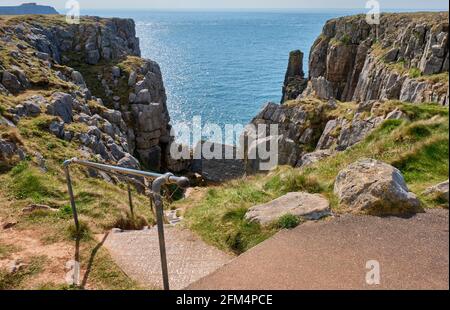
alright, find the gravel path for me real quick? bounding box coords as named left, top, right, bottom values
left=188, top=209, right=449, bottom=290
left=102, top=225, right=233, bottom=290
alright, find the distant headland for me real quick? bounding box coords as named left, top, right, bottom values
left=0, top=2, right=58, bottom=15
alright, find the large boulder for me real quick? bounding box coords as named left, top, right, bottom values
left=47, top=92, right=73, bottom=123
left=245, top=192, right=331, bottom=225
left=334, top=159, right=421, bottom=215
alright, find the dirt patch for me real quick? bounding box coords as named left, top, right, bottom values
left=0, top=228, right=73, bottom=289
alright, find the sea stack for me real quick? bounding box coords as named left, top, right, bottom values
left=281, top=50, right=308, bottom=103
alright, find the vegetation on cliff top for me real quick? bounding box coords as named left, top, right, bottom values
left=0, top=114, right=155, bottom=289
left=0, top=15, right=153, bottom=290
left=179, top=101, right=449, bottom=254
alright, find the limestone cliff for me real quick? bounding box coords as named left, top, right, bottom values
left=303, top=12, right=449, bottom=105
left=248, top=12, right=449, bottom=171
left=0, top=15, right=184, bottom=175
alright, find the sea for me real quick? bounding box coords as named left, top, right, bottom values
left=82, top=9, right=426, bottom=144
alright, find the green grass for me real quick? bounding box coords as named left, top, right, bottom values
left=409, top=67, right=422, bottom=78
left=8, top=161, right=64, bottom=204
left=182, top=102, right=449, bottom=254
left=0, top=111, right=155, bottom=290
left=275, top=214, right=301, bottom=229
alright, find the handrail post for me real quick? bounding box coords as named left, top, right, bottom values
left=152, top=173, right=172, bottom=291
left=127, top=183, right=135, bottom=219
left=64, top=161, right=80, bottom=233
left=62, top=158, right=189, bottom=291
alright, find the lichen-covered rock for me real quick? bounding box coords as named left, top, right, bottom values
left=245, top=192, right=331, bottom=225
left=334, top=159, right=422, bottom=215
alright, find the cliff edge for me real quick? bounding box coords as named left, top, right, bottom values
left=0, top=14, right=186, bottom=174
left=289, top=12, right=449, bottom=105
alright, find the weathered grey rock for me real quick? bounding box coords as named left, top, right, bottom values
left=128, top=70, right=137, bottom=86
left=87, top=126, right=102, bottom=140
left=136, top=89, right=151, bottom=104
left=297, top=149, right=333, bottom=167
left=383, top=48, right=399, bottom=62
left=0, top=139, right=18, bottom=159
left=108, top=142, right=126, bottom=161
left=34, top=151, right=47, bottom=172
left=334, top=159, right=421, bottom=214
left=424, top=180, right=449, bottom=203
left=1, top=71, right=22, bottom=93
left=102, top=109, right=123, bottom=126
left=102, top=120, right=115, bottom=138
left=316, top=119, right=346, bottom=150
left=245, top=192, right=331, bottom=225
left=0, top=82, right=9, bottom=95
left=47, top=92, right=73, bottom=123
left=128, top=92, right=136, bottom=103
left=35, top=51, right=50, bottom=60
left=118, top=154, right=141, bottom=170
left=0, top=116, right=15, bottom=127
left=299, top=128, right=314, bottom=144
left=386, top=108, right=409, bottom=121
left=86, top=49, right=100, bottom=65
left=22, top=204, right=54, bottom=213
left=132, top=103, right=164, bottom=132
left=71, top=71, right=86, bottom=87
left=17, top=102, right=40, bottom=117
left=336, top=119, right=377, bottom=151
left=49, top=121, right=64, bottom=138
left=112, top=66, right=121, bottom=78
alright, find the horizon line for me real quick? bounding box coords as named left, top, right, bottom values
left=48, top=7, right=450, bottom=11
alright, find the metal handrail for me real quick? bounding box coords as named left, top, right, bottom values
left=63, top=157, right=190, bottom=290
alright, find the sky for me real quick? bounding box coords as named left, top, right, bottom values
left=0, top=0, right=448, bottom=10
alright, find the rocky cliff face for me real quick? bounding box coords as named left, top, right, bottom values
left=0, top=15, right=184, bottom=174
left=247, top=12, right=449, bottom=171
left=303, top=12, right=449, bottom=105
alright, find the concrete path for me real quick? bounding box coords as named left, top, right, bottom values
left=188, top=209, right=449, bottom=290
left=103, top=226, right=233, bottom=290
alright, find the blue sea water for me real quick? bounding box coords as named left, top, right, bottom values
left=82, top=9, right=403, bottom=142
